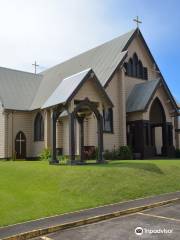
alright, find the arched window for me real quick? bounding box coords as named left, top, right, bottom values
left=132, top=53, right=138, bottom=77
left=103, top=108, right=113, bottom=133
left=124, top=53, right=148, bottom=80
left=34, top=112, right=44, bottom=141
left=128, top=58, right=133, bottom=76
left=137, top=60, right=143, bottom=78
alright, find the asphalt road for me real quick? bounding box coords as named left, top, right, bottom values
left=35, top=202, right=180, bottom=240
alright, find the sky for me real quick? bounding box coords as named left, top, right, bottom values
left=0, top=0, right=179, bottom=102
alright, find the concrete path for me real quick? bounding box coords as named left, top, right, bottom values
left=35, top=201, right=180, bottom=240
left=0, top=191, right=180, bottom=239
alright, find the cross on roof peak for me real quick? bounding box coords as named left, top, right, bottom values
left=32, top=61, right=39, bottom=74
left=133, top=16, right=142, bottom=28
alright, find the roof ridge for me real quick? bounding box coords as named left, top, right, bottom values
left=41, top=28, right=136, bottom=74
left=0, top=66, right=42, bottom=76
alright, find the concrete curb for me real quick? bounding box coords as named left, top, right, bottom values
left=3, top=198, right=180, bottom=240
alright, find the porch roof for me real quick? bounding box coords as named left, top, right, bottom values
left=42, top=68, right=113, bottom=109
left=126, top=79, right=160, bottom=113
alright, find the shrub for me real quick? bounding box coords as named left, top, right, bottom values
left=175, top=149, right=180, bottom=158
left=118, top=146, right=133, bottom=160
left=39, top=148, right=51, bottom=161
left=103, top=150, right=113, bottom=160
left=58, top=155, right=69, bottom=164
left=102, top=145, right=133, bottom=161
left=103, top=148, right=119, bottom=160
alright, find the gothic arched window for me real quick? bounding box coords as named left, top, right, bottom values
left=124, top=53, right=148, bottom=80
left=132, top=53, right=138, bottom=77
left=103, top=108, right=113, bottom=133
left=34, top=112, right=44, bottom=141
left=128, top=58, right=133, bottom=76
left=137, top=60, right=143, bottom=78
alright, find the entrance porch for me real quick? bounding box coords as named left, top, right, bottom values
left=41, top=69, right=113, bottom=164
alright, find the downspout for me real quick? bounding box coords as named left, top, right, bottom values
left=6, top=111, right=9, bottom=159
left=12, top=111, right=14, bottom=158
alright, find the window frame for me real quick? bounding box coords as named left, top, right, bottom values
left=34, top=112, right=44, bottom=142
left=103, top=108, right=114, bottom=134
left=124, top=53, right=148, bottom=80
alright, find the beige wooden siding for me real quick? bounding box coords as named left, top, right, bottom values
left=4, top=110, right=45, bottom=158
left=125, top=34, right=159, bottom=99
left=103, top=73, right=121, bottom=150
left=56, top=120, right=63, bottom=148
left=86, top=114, right=97, bottom=146
left=61, top=116, right=69, bottom=155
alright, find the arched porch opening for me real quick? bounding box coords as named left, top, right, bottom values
left=50, top=98, right=104, bottom=164
left=69, top=98, right=104, bottom=164
left=150, top=98, right=166, bottom=155
left=149, top=97, right=173, bottom=156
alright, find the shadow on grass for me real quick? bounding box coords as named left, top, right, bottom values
left=82, top=161, right=164, bottom=174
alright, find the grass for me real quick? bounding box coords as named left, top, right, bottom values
left=0, top=159, right=180, bottom=226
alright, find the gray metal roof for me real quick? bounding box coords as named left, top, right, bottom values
left=0, top=67, right=42, bottom=110
left=42, top=68, right=113, bottom=109
left=0, top=29, right=136, bottom=110
left=126, top=79, right=160, bottom=113
left=42, top=69, right=91, bottom=109
left=30, top=29, right=135, bottom=109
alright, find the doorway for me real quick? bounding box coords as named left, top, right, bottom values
left=154, top=126, right=163, bottom=155
left=150, top=98, right=166, bottom=156
left=15, top=131, right=26, bottom=159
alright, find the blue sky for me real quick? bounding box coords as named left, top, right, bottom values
left=0, top=0, right=179, bottom=102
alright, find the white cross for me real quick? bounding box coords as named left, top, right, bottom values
left=16, top=133, right=25, bottom=155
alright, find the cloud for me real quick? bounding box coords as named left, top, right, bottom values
left=0, top=0, right=179, bottom=103
left=0, top=0, right=133, bottom=72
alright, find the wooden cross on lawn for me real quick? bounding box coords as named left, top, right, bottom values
left=32, top=61, right=39, bottom=74
left=16, top=132, right=25, bottom=155
left=133, top=16, right=142, bottom=28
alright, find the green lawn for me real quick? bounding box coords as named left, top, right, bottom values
left=0, top=160, right=180, bottom=226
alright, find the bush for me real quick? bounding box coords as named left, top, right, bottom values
left=103, top=150, right=113, bottom=160
left=58, top=155, right=69, bottom=164
left=103, top=146, right=133, bottom=160
left=175, top=149, right=180, bottom=158
left=39, top=148, right=51, bottom=161
left=118, top=146, right=133, bottom=160
left=103, top=148, right=119, bottom=160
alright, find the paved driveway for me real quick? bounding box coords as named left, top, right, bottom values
left=35, top=202, right=180, bottom=240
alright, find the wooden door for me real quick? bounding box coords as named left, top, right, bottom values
left=15, top=131, right=26, bottom=159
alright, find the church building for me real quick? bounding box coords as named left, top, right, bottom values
left=0, top=28, right=179, bottom=162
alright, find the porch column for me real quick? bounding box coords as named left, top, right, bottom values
left=50, top=111, right=59, bottom=164
left=69, top=112, right=75, bottom=164
left=78, top=117, right=85, bottom=163
left=44, top=110, right=50, bottom=148
left=118, top=68, right=127, bottom=145
left=97, top=114, right=104, bottom=163
left=174, top=116, right=179, bottom=149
